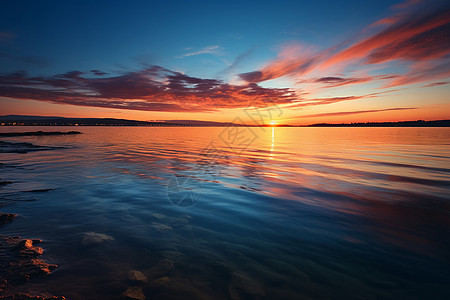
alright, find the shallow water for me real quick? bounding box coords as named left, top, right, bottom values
left=0, top=126, right=449, bottom=299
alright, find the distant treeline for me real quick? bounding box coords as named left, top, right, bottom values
left=308, top=120, right=450, bottom=127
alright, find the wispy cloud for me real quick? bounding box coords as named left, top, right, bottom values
left=296, top=107, right=418, bottom=118
left=239, top=2, right=450, bottom=88
left=217, top=48, right=254, bottom=77
left=178, top=45, right=222, bottom=58
left=423, top=81, right=449, bottom=87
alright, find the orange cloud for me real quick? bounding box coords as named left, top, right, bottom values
left=0, top=67, right=299, bottom=112
left=240, top=3, right=450, bottom=89
left=296, top=107, right=418, bottom=118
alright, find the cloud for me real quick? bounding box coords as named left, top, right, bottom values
left=296, top=107, right=418, bottom=118
left=313, top=76, right=373, bottom=87
left=91, top=69, right=108, bottom=76
left=286, top=89, right=399, bottom=109
left=0, top=66, right=298, bottom=112
left=385, top=61, right=450, bottom=87
left=217, top=48, right=254, bottom=77
left=423, top=81, right=449, bottom=87
left=393, top=0, right=422, bottom=10
left=239, top=2, right=450, bottom=88
left=239, top=44, right=321, bottom=83
left=178, top=45, right=222, bottom=58
left=322, top=4, right=450, bottom=66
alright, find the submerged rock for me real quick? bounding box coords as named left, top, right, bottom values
left=82, top=232, right=115, bottom=246
left=148, top=276, right=170, bottom=289
left=147, top=259, right=174, bottom=279
left=150, top=223, right=172, bottom=233
left=0, top=213, right=16, bottom=225
left=150, top=213, right=166, bottom=220
left=228, top=272, right=265, bottom=300
left=121, top=286, right=145, bottom=300
left=128, top=270, right=148, bottom=283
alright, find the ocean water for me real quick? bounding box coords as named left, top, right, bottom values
left=0, top=126, right=449, bottom=299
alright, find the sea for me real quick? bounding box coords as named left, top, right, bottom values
left=0, top=126, right=449, bottom=299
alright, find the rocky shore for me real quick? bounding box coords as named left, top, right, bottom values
left=0, top=132, right=81, bottom=138
left=0, top=213, right=65, bottom=299
left=0, top=132, right=76, bottom=299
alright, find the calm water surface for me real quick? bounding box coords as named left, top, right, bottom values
left=1, top=126, right=449, bottom=299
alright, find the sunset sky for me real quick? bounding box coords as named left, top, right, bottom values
left=0, top=0, right=449, bottom=125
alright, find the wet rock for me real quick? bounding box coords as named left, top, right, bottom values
left=0, top=131, right=81, bottom=137
left=17, top=239, right=44, bottom=257
left=0, top=141, right=58, bottom=154
left=148, top=276, right=169, bottom=289
left=0, top=180, right=13, bottom=186
left=82, top=232, right=114, bottom=246
left=0, top=236, right=57, bottom=285
left=24, top=189, right=54, bottom=193
left=228, top=272, right=265, bottom=300
left=150, top=223, right=172, bottom=233
left=150, top=213, right=166, bottom=220
left=147, top=259, right=174, bottom=279
left=0, top=293, right=66, bottom=299
left=128, top=270, right=148, bottom=283
left=0, top=213, right=16, bottom=225
left=121, top=286, right=145, bottom=300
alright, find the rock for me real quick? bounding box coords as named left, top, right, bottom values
left=17, top=239, right=44, bottom=256
left=147, top=259, right=174, bottom=279
left=148, top=276, right=169, bottom=289
left=0, top=293, right=66, bottom=299
left=128, top=270, right=148, bottom=283
left=0, top=141, right=58, bottom=154
left=24, top=189, right=54, bottom=193
left=0, top=180, right=13, bottom=186
left=0, top=131, right=82, bottom=137
left=150, top=223, right=172, bottom=233
left=0, top=213, right=16, bottom=225
left=151, top=213, right=166, bottom=220
left=82, top=232, right=114, bottom=246
left=0, top=236, right=57, bottom=285
left=228, top=272, right=265, bottom=300
left=121, top=286, right=145, bottom=300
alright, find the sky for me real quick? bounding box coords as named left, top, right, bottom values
left=0, top=0, right=449, bottom=125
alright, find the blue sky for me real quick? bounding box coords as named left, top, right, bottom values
left=0, top=0, right=449, bottom=124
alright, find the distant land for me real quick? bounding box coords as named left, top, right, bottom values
left=0, top=115, right=238, bottom=127
left=308, top=120, right=450, bottom=127
left=0, top=115, right=449, bottom=127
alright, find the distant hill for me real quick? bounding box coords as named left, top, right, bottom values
left=1, top=115, right=449, bottom=127
left=308, top=120, right=450, bottom=127
left=0, top=115, right=239, bottom=127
